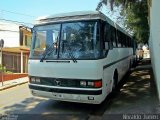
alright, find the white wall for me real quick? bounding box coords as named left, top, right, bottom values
left=150, top=0, right=160, bottom=100
left=0, top=22, right=20, bottom=47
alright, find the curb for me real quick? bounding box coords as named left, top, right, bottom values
left=0, top=81, right=28, bottom=91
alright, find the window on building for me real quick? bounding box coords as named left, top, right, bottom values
left=25, top=35, right=32, bottom=47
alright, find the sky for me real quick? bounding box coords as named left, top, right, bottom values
left=0, top=0, right=123, bottom=47
left=0, top=0, right=100, bottom=25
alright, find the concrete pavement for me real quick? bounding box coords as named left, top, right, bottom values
left=0, top=77, right=29, bottom=91
left=101, top=58, right=159, bottom=119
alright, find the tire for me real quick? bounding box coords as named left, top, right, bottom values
left=112, top=71, right=118, bottom=91
left=133, top=57, right=137, bottom=67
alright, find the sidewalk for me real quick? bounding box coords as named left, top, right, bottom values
left=102, top=58, right=159, bottom=118
left=0, top=77, right=29, bottom=91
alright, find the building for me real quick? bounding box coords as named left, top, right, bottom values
left=0, top=21, right=31, bottom=73
left=0, top=21, right=20, bottom=47
left=148, top=0, right=160, bottom=100
left=2, top=47, right=30, bottom=73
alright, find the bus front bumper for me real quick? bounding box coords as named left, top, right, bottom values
left=29, top=84, right=103, bottom=104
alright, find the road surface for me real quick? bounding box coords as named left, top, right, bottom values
left=0, top=83, right=110, bottom=120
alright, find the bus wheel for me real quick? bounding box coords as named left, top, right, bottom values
left=128, top=60, right=132, bottom=74
left=112, top=70, right=118, bottom=91
left=129, top=60, right=132, bottom=69
left=132, top=57, right=137, bottom=68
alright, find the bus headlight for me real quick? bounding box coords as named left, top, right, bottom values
left=30, top=77, right=36, bottom=83
left=30, top=77, right=41, bottom=84
left=80, top=81, right=87, bottom=86
left=88, top=81, right=94, bottom=86
left=35, top=78, right=41, bottom=83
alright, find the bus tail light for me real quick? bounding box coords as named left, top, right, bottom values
left=94, top=81, right=102, bottom=88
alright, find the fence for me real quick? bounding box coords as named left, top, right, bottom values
left=2, top=51, right=29, bottom=73
left=0, top=72, right=28, bottom=82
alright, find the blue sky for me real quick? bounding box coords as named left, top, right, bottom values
left=0, top=0, right=100, bottom=25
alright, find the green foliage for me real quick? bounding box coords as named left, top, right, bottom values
left=5, top=71, right=13, bottom=74
left=0, top=65, right=6, bottom=72
left=97, top=0, right=149, bottom=43
left=120, top=0, right=149, bottom=43
left=0, top=65, right=13, bottom=74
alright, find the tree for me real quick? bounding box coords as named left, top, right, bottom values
left=97, top=0, right=149, bottom=43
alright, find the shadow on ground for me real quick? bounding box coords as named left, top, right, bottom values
left=2, top=97, right=94, bottom=120
left=103, top=59, right=159, bottom=114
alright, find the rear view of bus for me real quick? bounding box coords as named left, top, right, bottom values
left=28, top=11, right=135, bottom=104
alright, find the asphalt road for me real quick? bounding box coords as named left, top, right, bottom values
left=0, top=83, right=112, bottom=120
left=0, top=60, right=159, bottom=120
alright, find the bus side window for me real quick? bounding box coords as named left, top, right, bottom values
left=123, top=34, right=127, bottom=47
left=120, top=32, right=125, bottom=47
left=104, top=23, right=112, bottom=50
left=129, top=38, right=131, bottom=47
left=111, top=27, right=117, bottom=48
left=117, top=31, right=122, bottom=47
left=126, top=36, right=128, bottom=47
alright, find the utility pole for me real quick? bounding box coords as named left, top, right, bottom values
left=0, top=39, right=4, bottom=86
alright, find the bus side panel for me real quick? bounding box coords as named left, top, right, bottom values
left=102, top=47, right=134, bottom=95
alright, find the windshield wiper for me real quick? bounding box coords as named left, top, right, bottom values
left=65, top=42, right=77, bottom=63
left=68, top=50, right=77, bottom=63
left=40, top=43, right=55, bottom=62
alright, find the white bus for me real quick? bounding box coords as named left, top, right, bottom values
left=28, top=11, right=136, bottom=104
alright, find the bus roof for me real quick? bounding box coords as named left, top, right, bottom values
left=35, top=11, right=105, bottom=24
left=35, top=11, right=132, bottom=37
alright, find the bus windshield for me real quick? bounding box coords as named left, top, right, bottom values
left=30, top=21, right=101, bottom=60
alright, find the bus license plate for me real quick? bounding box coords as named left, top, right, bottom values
left=52, top=93, right=63, bottom=98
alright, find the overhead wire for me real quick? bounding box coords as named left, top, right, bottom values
left=0, top=29, right=19, bottom=33
left=0, top=9, right=36, bottom=18
left=0, top=9, right=35, bottom=26
left=0, top=18, right=33, bottom=26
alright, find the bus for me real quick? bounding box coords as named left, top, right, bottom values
left=28, top=11, right=136, bottom=104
